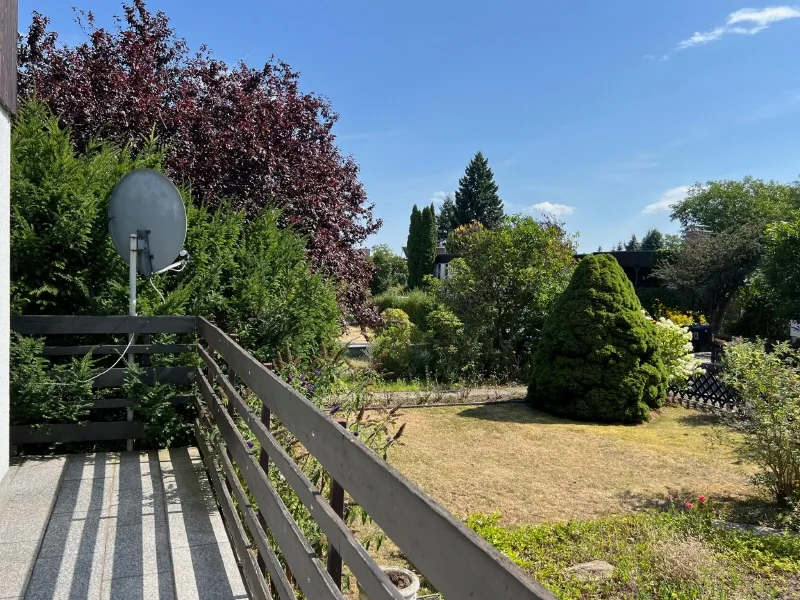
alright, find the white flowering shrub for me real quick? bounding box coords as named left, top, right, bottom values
left=644, top=312, right=703, bottom=387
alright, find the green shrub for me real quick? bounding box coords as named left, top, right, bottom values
left=11, top=101, right=340, bottom=365
left=721, top=341, right=800, bottom=504
left=372, top=288, right=436, bottom=329
left=11, top=101, right=162, bottom=316
left=372, top=309, right=415, bottom=377
left=124, top=363, right=192, bottom=448
left=423, top=307, right=470, bottom=383
left=529, top=254, right=669, bottom=423
left=10, top=332, right=96, bottom=426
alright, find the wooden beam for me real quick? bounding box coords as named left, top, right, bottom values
left=92, top=366, right=194, bottom=388
left=11, top=315, right=197, bottom=335
left=43, top=344, right=195, bottom=357
left=90, top=395, right=194, bottom=409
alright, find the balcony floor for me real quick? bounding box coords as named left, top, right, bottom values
left=0, top=448, right=247, bottom=600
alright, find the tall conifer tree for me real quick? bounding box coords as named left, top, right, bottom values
left=438, top=151, right=503, bottom=241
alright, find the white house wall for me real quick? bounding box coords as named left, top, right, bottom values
left=0, top=104, right=10, bottom=480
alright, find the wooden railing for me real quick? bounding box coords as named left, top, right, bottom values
left=10, top=314, right=555, bottom=598
left=195, top=317, right=555, bottom=600
left=10, top=315, right=196, bottom=445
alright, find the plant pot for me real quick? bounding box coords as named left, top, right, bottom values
left=358, top=566, right=420, bottom=600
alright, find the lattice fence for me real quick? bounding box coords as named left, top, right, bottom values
left=667, top=363, right=740, bottom=413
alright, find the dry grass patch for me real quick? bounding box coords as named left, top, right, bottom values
left=648, top=532, right=724, bottom=585
left=387, top=404, right=761, bottom=525
left=339, top=328, right=372, bottom=345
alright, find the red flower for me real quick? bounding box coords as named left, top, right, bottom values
left=698, top=495, right=707, bottom=503
left=685, top=502, right=694, bottom=510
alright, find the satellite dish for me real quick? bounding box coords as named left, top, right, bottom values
left=108, top=169, right=187, bottom=277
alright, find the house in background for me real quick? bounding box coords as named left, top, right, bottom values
left=400, top=246, right=457, bottom=280
left=434, top=250, right=458, bottom=280
left=575, top=251, right=660, bottom=288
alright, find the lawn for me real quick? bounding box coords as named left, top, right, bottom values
left=357, top=404, right=800, bottom=599
left=388, top=404, right=760, bottom=525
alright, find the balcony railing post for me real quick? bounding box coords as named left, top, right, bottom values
left=326, top=419, right=347, bottom=589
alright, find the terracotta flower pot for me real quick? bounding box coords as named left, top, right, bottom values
left=358, top=566, right=420, bottom=600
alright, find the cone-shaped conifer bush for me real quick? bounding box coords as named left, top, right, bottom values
left=528, top=254, right=668, bottom=423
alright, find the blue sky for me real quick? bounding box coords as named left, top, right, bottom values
left=20, top=1, right=800, bottom=253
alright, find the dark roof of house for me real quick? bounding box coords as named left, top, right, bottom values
left=434, top=253, right=459, bottom=264
left=431, top=250, right=657, bottom=269
left=574, top=251, right=655, bottom=269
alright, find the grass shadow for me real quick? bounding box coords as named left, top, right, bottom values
left=616, top=487, right=782, bottom=527
left=456, top=402, right=571, bottom=425
left=457, top=402, right=649, bottom=427
left=674, top=412, right=724, bottom=428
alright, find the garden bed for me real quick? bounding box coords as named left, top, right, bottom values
left=461, top=509, right=800, bottom=599
left=366, top=385, right=527, bottom=407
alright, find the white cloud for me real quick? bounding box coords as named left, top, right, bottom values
left=677, top=27, right=728, bottom=49
left=728, top=6, right=800, bottom=26
left=530, top=202, right=576, bottom=217
left=428, top=191, right=451, bottom=206
left=642, top=185, right=690, bottom=214
left=662, top=6, right=800, bottom=57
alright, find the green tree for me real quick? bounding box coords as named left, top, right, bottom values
left=640, top=229, right=664, bottom=251
left=406, top=205, right=423, bottom=287
left=671, top=178, right=800, bottom=233
left=406, top=204, right=438, bottom=288
left=653, top=225, right=762, bottom=330
left=725, top=271, right=787, bottom=339
left=529, top=254, right=668, bottom=423
left=762, top=213, right=800, bottom=322
left=437, top=194, right=457, bottom=243
left=369, top=244, right=407, bottom=296
left=440, top=216, right=576, bottom=379
left=423, top=202, right=438, bottom=269
left=406, top=205, right=437, bottom=288
left=624, top=233, right=640, bottom=251
left=662, top=234, right=682, bottom=251
left=438, top=151, right=504, bottom=238
left=663, top=177, right=799, bottom=332
left=10, top=101, right=162, bottom=316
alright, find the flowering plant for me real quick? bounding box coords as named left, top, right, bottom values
left=665, top=494, right=715, bottom=535
left=644, top=311, right=703, bottom=387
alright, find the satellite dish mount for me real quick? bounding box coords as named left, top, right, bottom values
left=135, top=229, right=154, bottom=279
